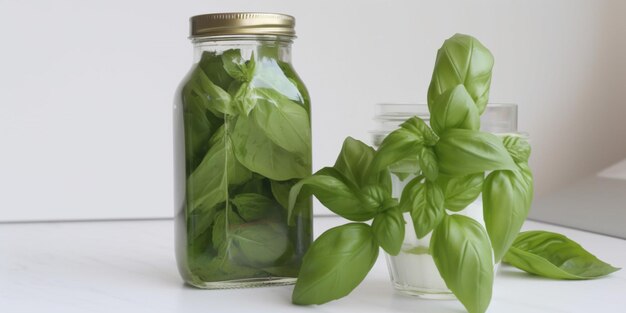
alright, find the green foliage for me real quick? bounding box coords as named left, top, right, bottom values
left=503, top=231, right=620, bottom=279
left=400, top=177, right=444, bottom=238
left=179, top=47, right=312, bottom=283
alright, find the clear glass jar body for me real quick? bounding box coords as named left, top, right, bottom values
left=173, top=35, right=313, bottom=288
left=372, top=103, right=519, bottom=298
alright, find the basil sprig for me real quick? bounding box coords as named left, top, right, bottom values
left=290, top=33, right=619, bottom=313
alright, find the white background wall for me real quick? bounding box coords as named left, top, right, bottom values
left=1, top=0, right=625, bottom=221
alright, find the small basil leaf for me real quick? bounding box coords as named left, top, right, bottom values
left=431, top=214, right=494, bottom=313
left=288, top=167, right=378, bottom=222
left=400, top=177, right=444, bottom=238
left=418, top=146, right=439, bottom=182
left=503, top=231, right=620, bottom=279
left=231, top=115, right=310, bottom=181
left=502, top=135, right=531, bottom=163
left=250, top=88, right=311, bottom=156
left=334, top=137, right=376, bottom=187
left=222, top=49, right=250, bottom=82
left=372, top=116, right=439, bottom=172
left=231, top=193, right=278, bottom=222
left=292, top=223, right=379, bottom=305
left=430, top=84, right=480, bottom=135
left=483, top=166, right=533, bottom=262
left=372, top=207, right=405, bottom=255
left=427, top=34, right=494, bottom=115
left=438, top=173, right=484, bottom=212
left=435, top=129, right=516, bottom=175
left=198, top=51, right=234, bottom=89
left=232, top=82, right=256, bottom=115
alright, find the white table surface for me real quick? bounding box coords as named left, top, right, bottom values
left=1, top=216, right=624, bottom=313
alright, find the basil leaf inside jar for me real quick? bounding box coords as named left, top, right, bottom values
left=174, top=13, right=313, bottom=288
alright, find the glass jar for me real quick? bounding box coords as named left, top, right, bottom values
left=372, top=103, right=520, bottom=299
left=173, top=13, right=313, bottom=289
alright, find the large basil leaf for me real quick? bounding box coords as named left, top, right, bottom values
left=431, top=214, right=494, bottom=313
left=400, top=176, right=444, bottom=238
left=181, top=84, right=222, bottom=172
left=430, top=84, right=480, bottom=135
left=187, top=127, right=251, bottom=213
left=502, top=135, right=531, bottom=163
left=251, top=88, right=311, bottom=157
left=288, top=167, right=378, bottom=222
left=334, top=137, right=391, bottom=192
left=427, top=33, right=494, bottom=115
left=418, top=146, right=439, bottom=182
left=231, top=116, right=310, bottom=181
left=503, top=231, right=620, bottom=279
left=372, top=116, right=438, bottom=172
left=438, top=173, right=483, bottom=211
left=435, top=129, right=516, bottom=175
left=231, top=193, right=278, bottom=222
left=252, top=57, right=303, bottom=103
left=292, top=223, right=379, bottom=305
left=483, top=165, right=533, bottom=262
left=372, top=206, right=405, bottom=255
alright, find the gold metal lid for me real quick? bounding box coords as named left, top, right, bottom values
left=190, top=12, right=296, bottom=38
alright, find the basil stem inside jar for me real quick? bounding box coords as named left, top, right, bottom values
left=372, top=103, right=521, bottom=298
left=173, top=12, right=312, bottom=289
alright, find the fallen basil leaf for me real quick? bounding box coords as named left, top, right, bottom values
left=503, top=231, right=620, bottom=279
left=483, top=166, right=533, bottom=262
left=400, top=176, right=444, bottom=238
left=438, top=173, right=484, bottom=212
left=292, top=223, right=378, bottom=305
left=435, top=129, right=516, bottom=175
left=431, top=214, right=494, bottom=313
left=430, top=84, right=480, bottom=135
left=427, top=33, right=494, bottom=115
left=372, top=207, right=405, bottom=255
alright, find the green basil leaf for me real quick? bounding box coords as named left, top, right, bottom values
left=229, top=222, right=290, bottom=267
left=438, top=173, right=484, bottom=211
left=222, top=49, right=251, bottom=82
left=188, top=127, right=251, bottom=213
left=388, top=156, right=420, bottom=180
left=231, top=116, right=310, bottom=181
left=231, top=193, right=278, bottom=222
left=430, top=84, right=480, bottom=135
left=250, top=88, right=311, bottom=157
left=270, top=179, right=295, bottom=209
left=372, top=116, right=438, bottom=172
left=431, top=214, right=494, bottom=313
left=287, top=167, right=377, bottom=222
left=334, top=137, right=376, bottom=187
left=189, top=66, right=235, bottom=116
left=502, top=135, right=531, bottom=163
left=211, top=208, right=245, bottom=253
left=503, top=231, right=620, bottom=279
left=292, top=223, right=378, bottom=305
left=372, top=207, right=405, bottom=255
left=483, top=166, right=533, bottom=262
left=361, top=185, right=396, bottom=212
left=198, top=51, right=234, bottom=90
left=435, top=129, right=516, bottom=175
left=418, top=146, right=439, bottom=182
left=232, top=82, right=256, bottom=115
left=427, top=34, right=494, bottom=115
left=400, top=177, right=444, bottom=238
